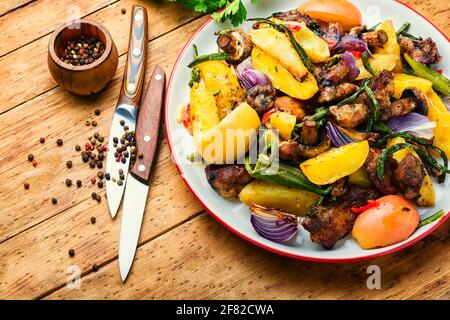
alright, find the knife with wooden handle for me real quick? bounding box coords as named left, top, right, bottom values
left=119, top=65, right=166, bottom=281
left=106, top=5, right=148, bottom=219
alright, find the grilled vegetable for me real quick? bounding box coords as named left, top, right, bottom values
left=269, top=111, right=297, bottom=141
left=427, top=89, right=450, bottom=157
left=404, top=54, right=450, bottom=96
left=348, top=166, right=373, bottom=188
left=393, top=73, right=433, bottom=99
left=189, top=83, right=220, bottom=139
left=251, top=46, right=319, bottom=100
left=240, top=181, right=320, bottom=216
left=300, top=140, right=370, bottom=185
left=374, top=20, right=403, bottom=72
left=199, top=60, right=245, bottom=119
left=195, top=102, right=260, bottom=164
left=355, top=54, right=399, bottom=80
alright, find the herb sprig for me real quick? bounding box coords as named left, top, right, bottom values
left=174, top=0, right=259, bottom=26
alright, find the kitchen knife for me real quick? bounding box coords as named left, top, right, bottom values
left=106, top=5, right=148, bottom=218
left=119, top=65, right=166, bottom=281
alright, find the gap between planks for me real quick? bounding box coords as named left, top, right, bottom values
left=0, top=0, right=36, bottom=18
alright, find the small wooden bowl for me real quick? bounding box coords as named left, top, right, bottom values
left=48, top=19, right=118, bottom=96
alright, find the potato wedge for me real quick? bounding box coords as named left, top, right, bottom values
left=239, top=180, right=319, bottom=216
left=189, top=83, right=220, bottom=140
left=269, top=111, right=297, bottom=141
left=386, top=137, right=435, bottom=207
left=195, top=102, right=260, bottom=164
left=348, top=166, right=373, bottom=188
left=300, top=141, right=370, bottom=185
left=355, top=54, right=399, bottom=80
left=375, top=20, right=402, bottom=72
left=393, top=73, right=433, bottom=99
left=199, top=60, right=245, bottom=120
left=427, top=89, right=450, bottom=157
left=252, top=46, right=318, bottom=100
left=249, top=28, right=308, bottom=79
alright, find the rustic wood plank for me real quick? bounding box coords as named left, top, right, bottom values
left=403, top=0, right=450, bottom=35
left=0, top=0, right=118, bottom=57
left=0, top=0, right=34, bottom=17
left=0, top=0, right=200, bottom=114
left=0, top=17, right=206, bottom=243
left=44, top=215, right=449, bottom=300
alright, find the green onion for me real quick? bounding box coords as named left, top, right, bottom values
left=372, top=122, right=393, bottom=134
left=248, top=18, right=314, bottom=73
left=324, top=55, right=342, bottom=68
left=188, top=52, right=230, bottom=68
left=295, top=107, right=329, bottom=129
left=245, top=156, right=330, bottom=195
left=396, top=22, right=410, bottom=36
left=362, top=52, right=377, bottom=77
left=364, top=83, right=381, bottom=122
left=418, top=210, right=445, bottom=228
left=364, top=106, right=373, bottom=134
left=404, top=53, right=450, bottom=96
left=337, top=79, right=370, bottom=107
left=189, top=44, right=201, bottom=87
left=376, top=143, right=450, bottom=181
left=306, top=188, right=333, bottom=217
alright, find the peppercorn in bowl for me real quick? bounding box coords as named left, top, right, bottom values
left=48, top=19, right=118, bottom=95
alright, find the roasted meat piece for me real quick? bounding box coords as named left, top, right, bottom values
left=330, top=178, right=349, bottom=198
left=273, top=10, right=325, bottom=36
left=329, top=103, right=368, bottom=128
left=324, top=23, right=343, bottom=51
left=318, top=60, right=350, bottom=87
left=246, top=84, right=276, bottom=117
left=318, top=82, right=358, bottom=104
left=395, top=153, right=426, bottom=201
left=399, top=37, right=442, bottom=65
left=302, top=185, right=381, bottom=249
left=205, top=165, right=253, bottom=198
left=365, top=148, right=398, bottom=194
left=361, top=30, right=388, bottom=48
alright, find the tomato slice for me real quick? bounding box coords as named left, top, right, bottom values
left=261, top=108, right=278, bottom=124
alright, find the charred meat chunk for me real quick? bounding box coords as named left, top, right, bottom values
left=330, top=178, right=349, bottom=198
left=318, top=60, right=350, bottom=87
left=390, top=87, right=429, bottom=117
left=329, top=103, right=368, bottom=128
left=365, top=148, right=398, bottom=195
left=361, top=30, right=388, bottom=48
left=246, top=84, right=276, bottom=117
left=273, top=10, right=324, bottom=36
left=395, top=153, right=426, bottom=201
left=399, top=37, right=442, bottom=65
left=205, top=165, right=253, bottom=198
left=217, top=29, right=253, bottom=65
left=324, top=23, right=343, bottom=51
left=279, top=141, right=301, bottom=162
left=302, top=185, right=381, bottom=249
left=317, top=82, right=358, bottom=104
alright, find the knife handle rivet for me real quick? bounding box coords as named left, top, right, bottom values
left=127, top=83, right=136, bottom=94
left=132, top=48, right=141, bottom=56
left=138, top=164, right=146, bottom=172
left=143, top=135, right=151, bottom=142
left=155, top=74, right=162, bottom=81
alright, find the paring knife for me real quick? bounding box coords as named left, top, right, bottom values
left=106, top=5, right=148, bottom=218
left=119, top=65, right=166, bottom=281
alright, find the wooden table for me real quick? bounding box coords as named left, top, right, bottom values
left=0, top=0, right=449, bottom=300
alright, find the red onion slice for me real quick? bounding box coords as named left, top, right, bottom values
left=342, top=51, right=360, bottom=82
left=387, top=112, right=436, bottom=140
left=237, top=58, right=271, bottom=90
left=334, top=35, right=372, bottom=56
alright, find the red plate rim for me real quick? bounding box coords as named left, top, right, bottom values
left=164, top=0, right=450, bottom=263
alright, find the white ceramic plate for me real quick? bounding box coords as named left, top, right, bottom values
left=165, top=0, right=450, bottom=262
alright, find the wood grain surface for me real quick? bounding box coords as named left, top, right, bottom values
left=0, top=0, right=448, bottom=300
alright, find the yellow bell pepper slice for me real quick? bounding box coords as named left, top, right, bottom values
left=393, top=73, right=433, bottom=99
left=269, top=111, right=297, bottom=141
left=427, top=89, right=450, bottom=157
left=374, top=20, right=403, bottom=72
left=189, top=83, right=220, bottom=140
left=252, top=46, right=318, bottom=100
left=355, top=54, right=399, bottom=80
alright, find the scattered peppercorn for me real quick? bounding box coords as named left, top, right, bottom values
left=82, top=154, right=90, bottom=162
left=105, top=173, right=110, bottom=180
left=92, top=120, right=97, bottom=127
left=28, top=154, right=34, bottom=161
left=117, top=180, right=123, bottom=186
left=51, top=197, right=58, bottom=204
left=57, top=139, right=63, bottom=146
left=89, top=161, right=96, bottom=169
left=68, top=249, right=75, bottom=257
left=138, top=152, right=144, bottom=159
left=121, top=157, right=126, bottom=164
left=95, top=109, right=101, bottom=116
left=66, top=160, right=73, bottom=168
left=96, top=194, right=101, bottom=202
left=90, top=216, right=96, bottom=224
left=91, top=192, right=97, bottom=200
left=121, top=8, right=126, bottom=14
left=120, top=119, right=125, bottom=126
left=85, top=120, right=91, bottom=126
left=32, top=160, right=38, bottom=167
left=97, top=172, right=104, bottom=179
left=97, top=180, right=104, bottom=188
left=91, top=177, right=96, bottom=185
left=39, top=137, right=45, bottom=144
left=24, top=182, right=30, bottom=190
left=124, top=125, right=129, bottom=131
left=75, top=145, right=81, bottom=151
left=92, top=264, right=99, bottom=272
left=65, top=178, right=72, bottom=187
left=76, top=180, right=82, bottom=187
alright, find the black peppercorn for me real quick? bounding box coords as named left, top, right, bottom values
left=97, top=172, right=104, bottom=179
left=51, top=197, right=57, bottom=204
left=75, top=145, right=81, bottom=151
left=66, top=160, right=73, bottom=168
left=76, top=180, right=82, bottom=187
left=65, top=179, right=72, bottom=187
left=92, top=120, right=97, bottom=127
left=97, top=161, right=103, bottom=169
left=89, top=161, right=96, bottom=169
left=68, top=249, right=75, bottom=257
left=113, top=137, right=118, bottom=144
left=82, top=154, right=90, bottom=162
left=28, top=154, right=34, bottom=161
left=85, top=120, right=90, bottom=126
left=90, top=216, right=96, bottom=224
left=57, top=139, right=63, bottom=146
left=97, top=180, right=103, bottom=188
left=95, top=109, right=101, bottom=116
left=24, top=182, right=30, bottom=189
left=96, top=194, right=101, bottom=202
left=93, top=132, right=99, bottom=139
left=138, top=152, right=144, bottom=159
left=39, top=137, right=45, bottom=144
left=121, top=8, right=126, bottom=14
left=121, top=157, right=126, bottom=164
left=105, top=173, right=110, bottom=180
left=92, top=264, right=99, bottom=272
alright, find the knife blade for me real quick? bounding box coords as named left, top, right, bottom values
left=106, top=5, right=148, bottom=218
left=119, top=65, right=166, bottom=281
